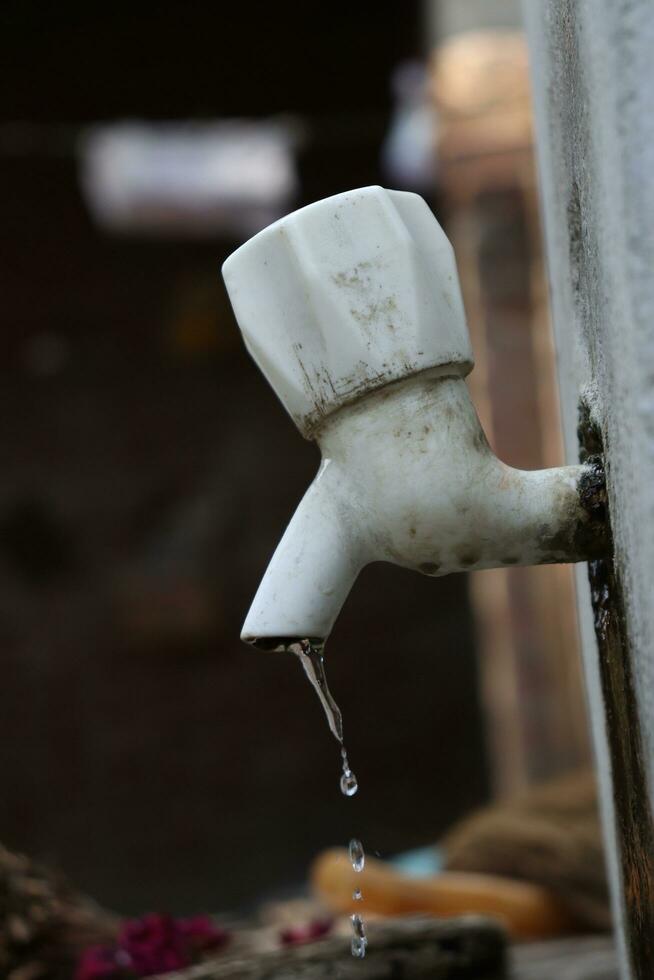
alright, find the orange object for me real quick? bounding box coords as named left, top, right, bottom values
left=311, top=848, right=575, bottom=940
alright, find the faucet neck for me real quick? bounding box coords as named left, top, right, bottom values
left=316, top=370, right=607, bottom=574
left=317, top=370, right=486, bottom=463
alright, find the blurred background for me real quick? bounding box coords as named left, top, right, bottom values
left=0, top=0, right=592, bottom=919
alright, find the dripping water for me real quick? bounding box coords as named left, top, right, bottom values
left=349, top=839, right=367, bottom=958
left=292, top=640, right=358, bottom=797
left=340, top=747, right=358, bottom=797
left=350, top=914, right=367, bottom=959
left=348, top=837, right=365, bottom=873
left=292, top=640, right=367, bottom=958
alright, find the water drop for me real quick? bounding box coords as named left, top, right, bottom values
left=353, top=888, right=362, bottom=901
left=349, top=838, right=365, bottom=873
left=340, top=767, right=358, bottom=797
left=351, top=937, right=367, bottom=958
left=350, top=913, right=367, bottom=958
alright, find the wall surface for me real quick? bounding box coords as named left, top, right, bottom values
left=523, top=2, right=654, bottom=978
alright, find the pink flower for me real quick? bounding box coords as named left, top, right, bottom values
left=279, top=918, right=333, bottom=946
left=118, top=914, right=189, bottom=976
left=78, top=912, right=232, bottom=979
left=75, top=945, right=130, bottom=980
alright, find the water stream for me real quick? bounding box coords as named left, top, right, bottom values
left=293, top=640, right=358, bottom=798
left=291, top=639, right=368, bottom=958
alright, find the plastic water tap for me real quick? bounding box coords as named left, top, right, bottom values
left=223, top=186, right=608, bottom=649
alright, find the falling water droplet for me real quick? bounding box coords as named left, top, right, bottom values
left=351, top=937, right=367, bottom=958
left=340, top=767, right=358, bottom=797
left=353, top=888, right=362, bottom=901
left=340, top=747, right=358, bottom=796
left=349, top=838, right=365, bottom=873
left=350, top=913, right=367, bottom=958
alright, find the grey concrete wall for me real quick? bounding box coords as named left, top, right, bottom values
left=523, top=2, right=654, bottom=978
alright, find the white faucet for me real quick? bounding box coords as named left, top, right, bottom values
left=223, top=186, right=607, bottom=649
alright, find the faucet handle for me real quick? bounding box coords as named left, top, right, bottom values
left=222, top=185, right=473, bottom=439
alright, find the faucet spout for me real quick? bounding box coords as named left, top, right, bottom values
left=241, top=373, right=608, bottom=648
left=241, top=459, right=367, bottom=648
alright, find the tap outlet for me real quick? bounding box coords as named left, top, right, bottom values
left=222, top=186, right=608, bottom=648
